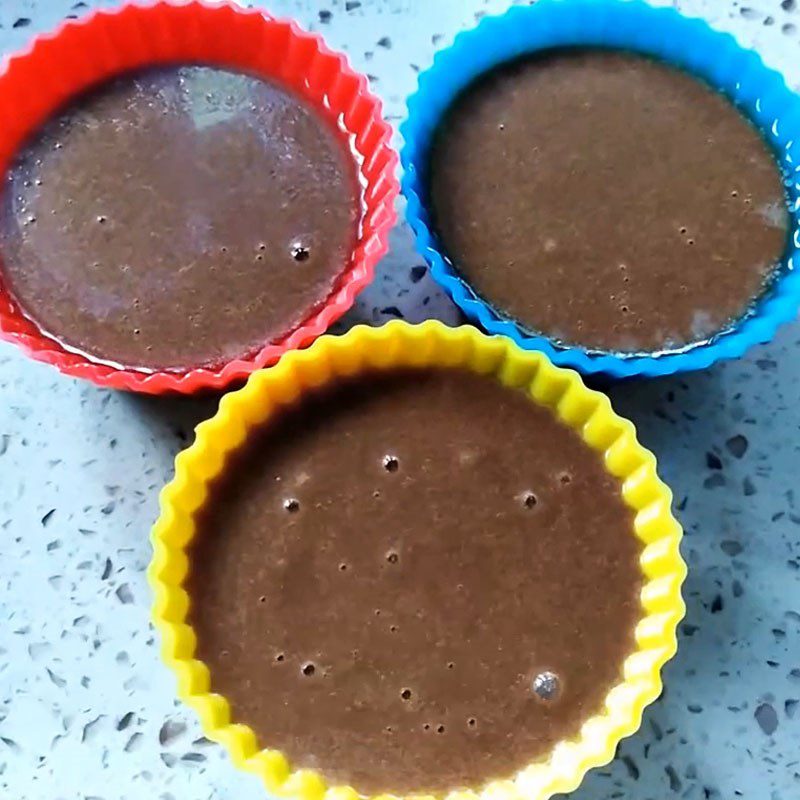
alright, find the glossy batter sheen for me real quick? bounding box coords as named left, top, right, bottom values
left=428, top=50, right=789, bottom=353
left=188, top=368, right=642, bottom=794
left=0, top=66, right=360, bottom=370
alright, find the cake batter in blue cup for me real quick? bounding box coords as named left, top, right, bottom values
left=401, top=0, right=800, bottom=378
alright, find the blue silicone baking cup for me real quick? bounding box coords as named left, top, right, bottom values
left=401, top=0, right=800, bottom=379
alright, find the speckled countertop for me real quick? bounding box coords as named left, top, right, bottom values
left=0, top=1, right=798, bottom=799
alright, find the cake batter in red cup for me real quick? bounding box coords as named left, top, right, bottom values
left=0, top=1, right=397, bottom=393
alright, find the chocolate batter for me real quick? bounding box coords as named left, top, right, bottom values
left=428, top=50, right=789, bottom=353
left=188, top=368, right=642, bottom=793
left=0, top=66, right=361, bottom=370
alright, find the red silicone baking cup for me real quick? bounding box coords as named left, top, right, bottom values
left=0, top=1, right=398, bottom=394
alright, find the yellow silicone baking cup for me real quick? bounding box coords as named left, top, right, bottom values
left=148, top=320, right=686, bottom=800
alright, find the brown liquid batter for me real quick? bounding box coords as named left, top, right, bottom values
left=0, top=66, right=360, bottom=370
left=428, top=50, right=789, bottom=353
left=188, top=368, right=642, bottom=794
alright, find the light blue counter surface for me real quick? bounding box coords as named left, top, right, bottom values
left=0, top=1, right=798, bottom=799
